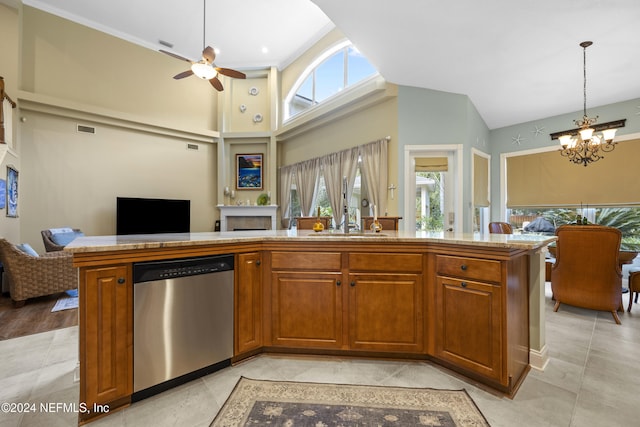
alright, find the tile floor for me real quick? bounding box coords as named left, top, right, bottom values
left=1, top=282, right=639, bottom=427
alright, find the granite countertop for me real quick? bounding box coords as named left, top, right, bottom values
left=65, top=230, right=557, bottom=253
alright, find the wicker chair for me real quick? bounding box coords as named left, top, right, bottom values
left=0, top=238, right=77, bottom=307
left=41, top=228, right=83, bottom=252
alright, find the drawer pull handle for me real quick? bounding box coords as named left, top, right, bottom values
left=460, top=265, right=468, bottom=271
left=336, top=280, right=341, bottom=286
left=350, top=281, right=356, bottom=287
left=461, top=282, right=467, bottom=288
left=117, top=277, right=125, bottom=284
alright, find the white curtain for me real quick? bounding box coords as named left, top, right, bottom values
left=360, top=139, right=388, bottom=217
left=321, top=152, right=343, bottom=227
left=321, top=146, right=359, bottom=230
left=279, top=164, right=295, bottom=223
left=294, top=158, right=320, bottom=216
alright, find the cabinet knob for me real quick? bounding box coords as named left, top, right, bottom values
left=460, top=264, right=468, bottom=271
left=117, top=277, right=125, bottom=284
left=336, top=280, right=341, bottom=286
left=350, top=281, right=356, bottom=287
left=461, top=281, right=467, bottom=288
left=256, top=260, right=261, bottom=266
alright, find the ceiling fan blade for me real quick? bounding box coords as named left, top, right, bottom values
left=173, top=69, right=194, bottom=80
left=160, top=49, right=193, bottom=63
left=215, top=68, right=246, bottom=79
left=209, top=76, right=224, bottom=91
left=202, top=46, right=216, bottom=64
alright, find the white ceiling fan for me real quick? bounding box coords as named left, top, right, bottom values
left=159, top=0, right=246, bottom=91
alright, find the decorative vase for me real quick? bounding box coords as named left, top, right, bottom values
left=370, top=220, right=383, bottom=233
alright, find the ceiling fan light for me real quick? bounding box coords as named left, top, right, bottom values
left=191, top=63, right=218, bottom=80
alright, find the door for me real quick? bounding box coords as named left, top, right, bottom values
left=404, top=146, right=462, bottom=232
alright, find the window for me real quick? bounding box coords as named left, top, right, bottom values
left=506, top=207, right=640, bottom=250
left=285, top=41, right=378, bottom=120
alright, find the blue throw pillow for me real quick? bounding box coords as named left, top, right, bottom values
left=17, top=243, right=39, bottom=257
left=51, top=231, right=84, bottom=247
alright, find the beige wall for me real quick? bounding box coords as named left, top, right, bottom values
left=0, top=3, right=20, bottom=243
left=21, top=6, right=218, bottom=131
left=278, top=96, right=399, bottom=215
left=11, top=6, right=222, bottom=250
left=20, top=111, right=218, bottom=252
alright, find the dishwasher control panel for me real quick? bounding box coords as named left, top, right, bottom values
left=133, top=254, right=234, bottom=283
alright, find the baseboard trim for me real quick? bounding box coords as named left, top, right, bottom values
left=530, top=344, right=549, bottom=371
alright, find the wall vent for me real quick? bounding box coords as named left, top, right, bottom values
left=187, top=143, right=199, bottom=150
left=77, top=124, right=96, bottom=134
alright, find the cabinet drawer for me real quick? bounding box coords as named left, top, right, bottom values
left=271, top=251, right=342, bottom=271
left=436, top=255, right=501, bottom=282
left=349, top=253, right=422, bottom=273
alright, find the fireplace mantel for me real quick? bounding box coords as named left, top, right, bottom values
left=218, top=205, right=278, bottom=231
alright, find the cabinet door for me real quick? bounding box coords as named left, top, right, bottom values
left=235, top=252, right=262, bottom=355
left=348, top=273, right=423, bottom=353
left=271, top=271, right=343, bottom=349
left=435, top=276, right=503, bottom=383
left=80, top=264, right=132, bottom=419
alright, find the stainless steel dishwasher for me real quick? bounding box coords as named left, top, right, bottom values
left=132, top=254, right=234, bottom=401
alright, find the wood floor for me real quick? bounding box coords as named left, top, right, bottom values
left=0, top=291, right=78, bottom=340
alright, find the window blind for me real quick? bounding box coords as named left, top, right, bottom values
left=506, top=138, right=640, bottom=208
left=473, top=154, right=489, bottom=207
left=415, top=157, right=448, bottom=172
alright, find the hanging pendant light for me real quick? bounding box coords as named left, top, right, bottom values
left=556, top=41, right=624, bottom=166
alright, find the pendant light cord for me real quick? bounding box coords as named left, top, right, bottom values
left=583, top=43, right=587, bottom=117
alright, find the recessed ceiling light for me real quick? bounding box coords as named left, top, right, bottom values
left=261, top=47, right=269, bottom=54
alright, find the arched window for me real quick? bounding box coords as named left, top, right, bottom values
left=284, top=41, right=378, bottom=120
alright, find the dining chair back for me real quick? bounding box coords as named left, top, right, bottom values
left=488, top=222, right=513, bottom=234
left=550, top=224, right=623, bottom=324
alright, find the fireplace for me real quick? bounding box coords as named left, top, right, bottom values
left=218, top=205, right=278, bottom=231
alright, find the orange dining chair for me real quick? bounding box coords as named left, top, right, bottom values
left=488, top=222, right=513, bottom=234
left=551, top=224, right=623, bottom=324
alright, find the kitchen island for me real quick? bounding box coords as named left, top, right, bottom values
left=66, top=230, right=555, bottom=424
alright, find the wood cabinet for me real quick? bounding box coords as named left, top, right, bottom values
left=71, top=236, right=538, bottom=424
left=271, top=271, right=344, bottom=348
left=235, top=252, right=263, bottom=355
left=434, top=253, right=529, bottom=393
left=79, top=264, right=132, bottom=422
left=270, top=251, right=343, bottom=348
left=348, top=252, right=423, bottom=353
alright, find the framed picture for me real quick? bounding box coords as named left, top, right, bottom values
left=6, top=166, right=18, bottom=217
left=236, top=153, right=263, bottom=190
left=0, top=179, right=5, bottom=209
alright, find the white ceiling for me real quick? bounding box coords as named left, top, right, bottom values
left=18, top=0, right=640, bottom=129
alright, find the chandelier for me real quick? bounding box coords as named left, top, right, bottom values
left=556, top=41, right=623, bottom=167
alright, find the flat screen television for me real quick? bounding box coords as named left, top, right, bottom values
left=116, top=197, right=190, bottom=235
